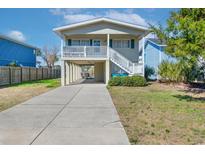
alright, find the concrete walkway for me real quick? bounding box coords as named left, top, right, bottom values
left=0, top=83, right=130, bottom=144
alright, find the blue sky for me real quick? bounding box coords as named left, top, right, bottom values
left=0, top=8, right=177, bottom=49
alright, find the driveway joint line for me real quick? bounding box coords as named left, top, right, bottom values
left=29, top=86, right=83, bottom=145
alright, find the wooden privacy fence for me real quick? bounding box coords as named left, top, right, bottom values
left=0, top=66, right=61, bottom=86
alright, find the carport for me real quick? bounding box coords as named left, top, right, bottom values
left=62, top=59, right=110, bottom=85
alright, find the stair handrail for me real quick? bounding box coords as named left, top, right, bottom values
left=109, top=48, right=133, bottom=73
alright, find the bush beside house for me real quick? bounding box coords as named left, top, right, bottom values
left=108, top=75, right=147, bottom=87
left=144, top=66, right=155, bottom=81
left=158, top=60, right=183, bottom=83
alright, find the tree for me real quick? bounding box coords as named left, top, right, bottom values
left=149, top=23, right=167, bottom=44
left=150, top=8, right=205, bottom=82
left=40, top=46, right=59, bottom=67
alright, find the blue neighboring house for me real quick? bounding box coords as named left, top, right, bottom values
left=0, top=34, right=40, bottom=67
left=144, top=38, right=176, bottom=79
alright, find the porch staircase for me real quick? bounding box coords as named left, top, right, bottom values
left=109, top=48, right=143, bottom=75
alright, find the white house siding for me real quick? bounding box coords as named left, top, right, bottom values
left=61, top=22, right=146, bottom=36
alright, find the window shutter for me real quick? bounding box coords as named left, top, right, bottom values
left=109, top=39, right=112, bottom=48
left=131, top=39, right=135, bottom=49
left=90, top=39, right=92, bottom=46
left=67, top=39, right=71, bottom=46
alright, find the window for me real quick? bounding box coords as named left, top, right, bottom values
left=81, top=40, right=90, bottom=46
left=122, top=40, right=130, bottom=48
left=71, top=40, right=80, bottom=46
left=113, top=40, right=121, bottom=48
left=71, top=40, right=90, bottom=46
left=113, top=40, right=130, bottom=48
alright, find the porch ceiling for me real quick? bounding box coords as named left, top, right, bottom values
left=68, top=60, right=106, bottom=65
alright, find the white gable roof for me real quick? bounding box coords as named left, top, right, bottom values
left=53, top=17, right=149, bottom=36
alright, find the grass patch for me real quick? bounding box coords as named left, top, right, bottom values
left=10, top=79, right=60, bottom=88
left=0, top=79, right=60, bottom=112
left=108, top=82, right=205, bottom=144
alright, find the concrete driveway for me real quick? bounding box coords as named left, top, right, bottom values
left=0, top=83, right=130, bottom=144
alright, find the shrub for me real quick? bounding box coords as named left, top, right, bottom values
left=121, top=76, right=133, bottom=86
left=145, top=66, right=155, bottom=80
left=158, top=60, right=183, bottom=83
left=131, top=75, right=147, bottom=86
left=108, top=75, right=147, bottom=87
left=108, top=76, right=122, bottom=86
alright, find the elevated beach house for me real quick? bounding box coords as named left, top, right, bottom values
left=53, top=17, right=150, bottom=85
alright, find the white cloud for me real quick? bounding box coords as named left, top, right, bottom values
left=49, top=8, right=64, bottom=15
left=50, top=8, right=82, bottom=15
left=64, top=14, right=97, bottom=24
left=50, top=9, right=149, bottom=27
left=105, top=10, right=148, bottom=26
left=7, top=30, right=26, bottom=42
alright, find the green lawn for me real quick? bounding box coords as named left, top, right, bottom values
left=11, top=78, right=60, bottom=88
left=0, top=79, right=60, bottom=112
left=108, top=83, right=205, bottom=144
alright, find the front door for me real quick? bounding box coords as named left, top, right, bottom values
left=93, top=40, right=101, bottom=46
left=93, top=40, right=101, bottom=54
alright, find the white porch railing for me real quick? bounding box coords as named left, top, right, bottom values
left=63, top=46, right=107, bottom=58
left=133, top=63, right=143, bottom=75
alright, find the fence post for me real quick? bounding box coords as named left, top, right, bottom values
left=46, top=67, right=49, bottom=79
left=48, top=68, right=50, bottom=79
left=41, top=67, right=43, bottom=79
left=9, top=67, right=12, bottom=85
left=20, top=67, right=23, bottom=83
left=29, top=67, right=31, bottom=81
left=36, top=68, right=38, bottom=80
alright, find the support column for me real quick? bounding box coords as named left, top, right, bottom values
left=79, top=66, right=81, bottom=79
left=74, top=63, right=76, bottom=81
left=75, top=65, right=78, bottom=81
left=74, top=64, right=76, bottom=81
left=60, top=36, right=66, bottom=86
left=61, top=60, right=65, bottom=86
left=105, top=60, right=110, bottom=84
left=76, top=66, right=78, bottom=80
left=65, top=61, right=70, bottom=85
left=70, top=62, right=73, bottom=83
left=107, top=34, right=110, bottom=58
left=72, top=63, right=75, bottom=82
left=60, top=38, right=64, bottom=58
left=71, top=63, right=74, bottom=82
left=77, top=66, right=79, bottom=80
